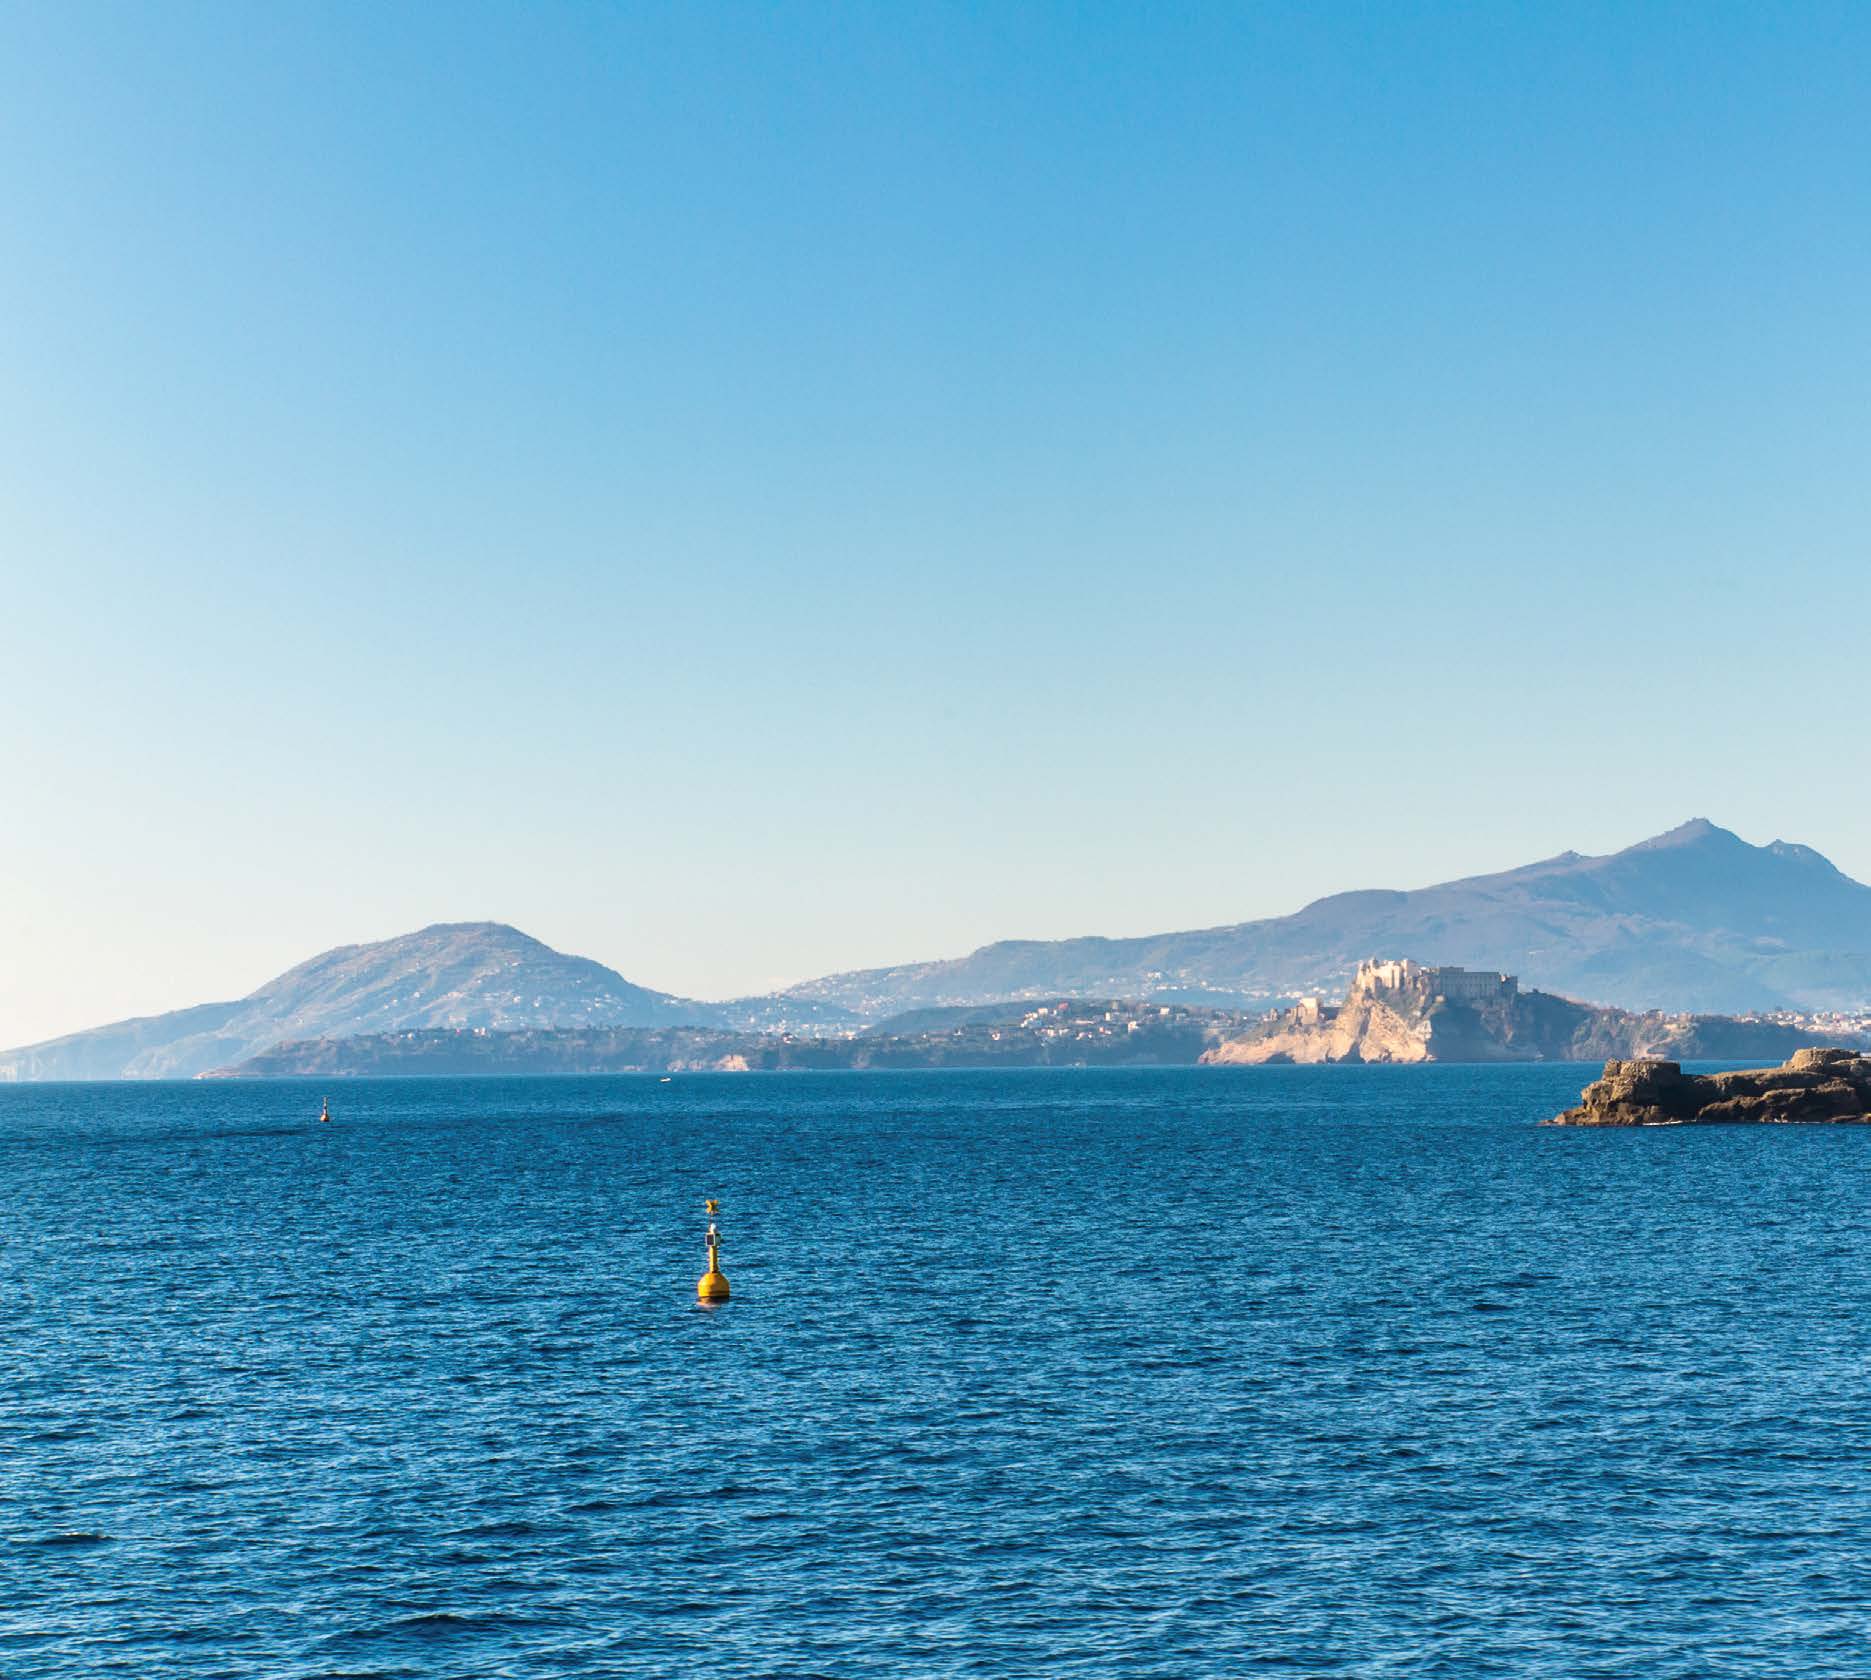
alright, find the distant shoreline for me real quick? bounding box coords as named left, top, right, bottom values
left=0, top=1056, right=1827, bottom=1088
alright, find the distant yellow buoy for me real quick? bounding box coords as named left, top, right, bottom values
left=698, top=1197, right=730, bottom=1302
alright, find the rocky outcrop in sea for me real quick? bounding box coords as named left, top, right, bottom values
left=1548, top=1047, right=1871, bottom=1126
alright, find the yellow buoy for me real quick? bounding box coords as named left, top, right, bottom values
left=697, top=1197, right=730, bottom=1302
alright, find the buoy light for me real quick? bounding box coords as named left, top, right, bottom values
left=698, top=1197, right=730, bottom=1302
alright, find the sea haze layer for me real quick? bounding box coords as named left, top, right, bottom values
left=7, top=1069, right=1871, bottom=1677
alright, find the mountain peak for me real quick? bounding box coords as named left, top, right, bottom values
left=1624, top=818, right=1737, bottom=852
left=0, top=922, right=719, bottom=1080
left=1767, top=838, right=1844, bottom=875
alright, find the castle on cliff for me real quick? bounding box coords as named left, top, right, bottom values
left=1286, top=957, right=1520, bottom=1027
left=1353, top=957, right=1518, bottom=1006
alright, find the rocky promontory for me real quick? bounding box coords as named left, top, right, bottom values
left=1201, top=957, right=1845, bottom=1067
left=1548, top=1047, right=1871, bottom=1126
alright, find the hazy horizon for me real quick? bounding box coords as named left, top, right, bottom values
left=5, top=5, right=1870, bottom=1047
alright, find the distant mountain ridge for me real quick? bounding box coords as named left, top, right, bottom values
left=0, top=923, right=729, bottom=1081
left=781, top=820, right=1871, bottom=1017
left=7, top=820, right=1870, bottom=1080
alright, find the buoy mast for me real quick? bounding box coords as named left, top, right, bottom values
left=698, top=1198, right=730, bottom=1302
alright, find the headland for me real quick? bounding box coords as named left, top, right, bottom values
left=1199, top=958, right=1833, bottom=1066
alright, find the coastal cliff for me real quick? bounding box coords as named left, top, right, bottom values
left=1548, top=1047, right=1871, bottom=1126
left=1202, top=961, right=1845, bottom=1066
left=1201, top=985, right=1439, bottom=1064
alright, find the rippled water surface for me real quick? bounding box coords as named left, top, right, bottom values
left=8, top=1067, right=1871, bottom=1677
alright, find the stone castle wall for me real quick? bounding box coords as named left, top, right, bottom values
left=1352, top=957, right=1518, bottom=1007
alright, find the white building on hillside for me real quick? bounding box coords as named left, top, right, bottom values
left=1353, top=957, right=1517, bottom=1006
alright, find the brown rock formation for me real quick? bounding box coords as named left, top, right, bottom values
left=1201, top=963, right=1846, bottom=1068
left=1548, top=1047, right=1871, bottom=1126
left=1202, top=988, right=1434, bottom=1065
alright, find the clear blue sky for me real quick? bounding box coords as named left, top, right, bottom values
left=2, top=1, right=1868, bottom=1045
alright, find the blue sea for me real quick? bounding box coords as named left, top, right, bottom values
left=7, top=1067, right=1871, bottom=1678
